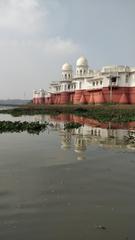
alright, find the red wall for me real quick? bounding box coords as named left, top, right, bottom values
left=34, top=87, right=135, bottom=105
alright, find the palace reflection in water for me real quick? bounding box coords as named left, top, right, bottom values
left=33, top=114, right=135, bottom=160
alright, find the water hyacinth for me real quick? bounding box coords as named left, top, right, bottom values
left=64, top=122, right=82, bottom=130
left=0, top=121, right=49, bottom=134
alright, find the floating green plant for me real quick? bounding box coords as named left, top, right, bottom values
left=0, top=121, right=49, bottom=134
left=64, top=122, right=82, bottom=130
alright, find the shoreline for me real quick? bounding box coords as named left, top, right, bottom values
left=0, top=103, right=135, bottom=123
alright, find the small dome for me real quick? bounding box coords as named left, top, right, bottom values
left=76, top=56, right=88, bottom=67
left=62, top=63, right=72, bottom=71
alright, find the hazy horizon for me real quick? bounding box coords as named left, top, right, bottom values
left=0, top=0, right=135, bottom=99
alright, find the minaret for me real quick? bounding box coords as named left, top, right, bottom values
left=61, top=63, right=72, bottom=81
left=76, top=56, right=88, bottom=76
left=60, top=63, right=73, bottom=104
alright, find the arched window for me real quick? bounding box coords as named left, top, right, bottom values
left=68, top=74, right=70, bottom=79
left=79, top=82, right=82, bottom=89
left=65, top=74, right=67, bottom=79
left=84, top=69, right=86, bottom=74
left=80, top=69, right=82, bottom=75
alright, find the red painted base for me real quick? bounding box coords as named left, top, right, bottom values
left=33, top=87, right=135, bottom=105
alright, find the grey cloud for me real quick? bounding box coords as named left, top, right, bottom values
left=0, top=0, right=135, bottom=99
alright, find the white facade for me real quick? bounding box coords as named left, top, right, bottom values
left=33, top=56, right=135, bottom=101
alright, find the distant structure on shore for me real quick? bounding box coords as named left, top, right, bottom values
left=33, top=56, right=135, bottom=104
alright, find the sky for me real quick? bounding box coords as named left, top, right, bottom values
left=0, top=0, right=135, bottom=99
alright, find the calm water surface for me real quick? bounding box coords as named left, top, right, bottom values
left=0, top=113, right=135, bottom=240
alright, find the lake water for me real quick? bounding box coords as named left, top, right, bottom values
left=0, top=113, right=135, bottom=240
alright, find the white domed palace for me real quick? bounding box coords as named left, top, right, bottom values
left=33, top=56, right=135, bottom=104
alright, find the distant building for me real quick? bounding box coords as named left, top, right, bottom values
left=33, top=56, right=135, bottom=104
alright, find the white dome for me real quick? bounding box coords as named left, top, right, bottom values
left=62, top=63, right=72, bottom=71
left=76, top=56, right=88, bottom=67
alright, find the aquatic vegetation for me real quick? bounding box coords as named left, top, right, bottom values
left=64, top=122, right=82, bottom=130
left=0, top=121, right=49, bottom=134
left=124, top=131, right=135, bottom=144
left=1, top=104, right=135, bottom=122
